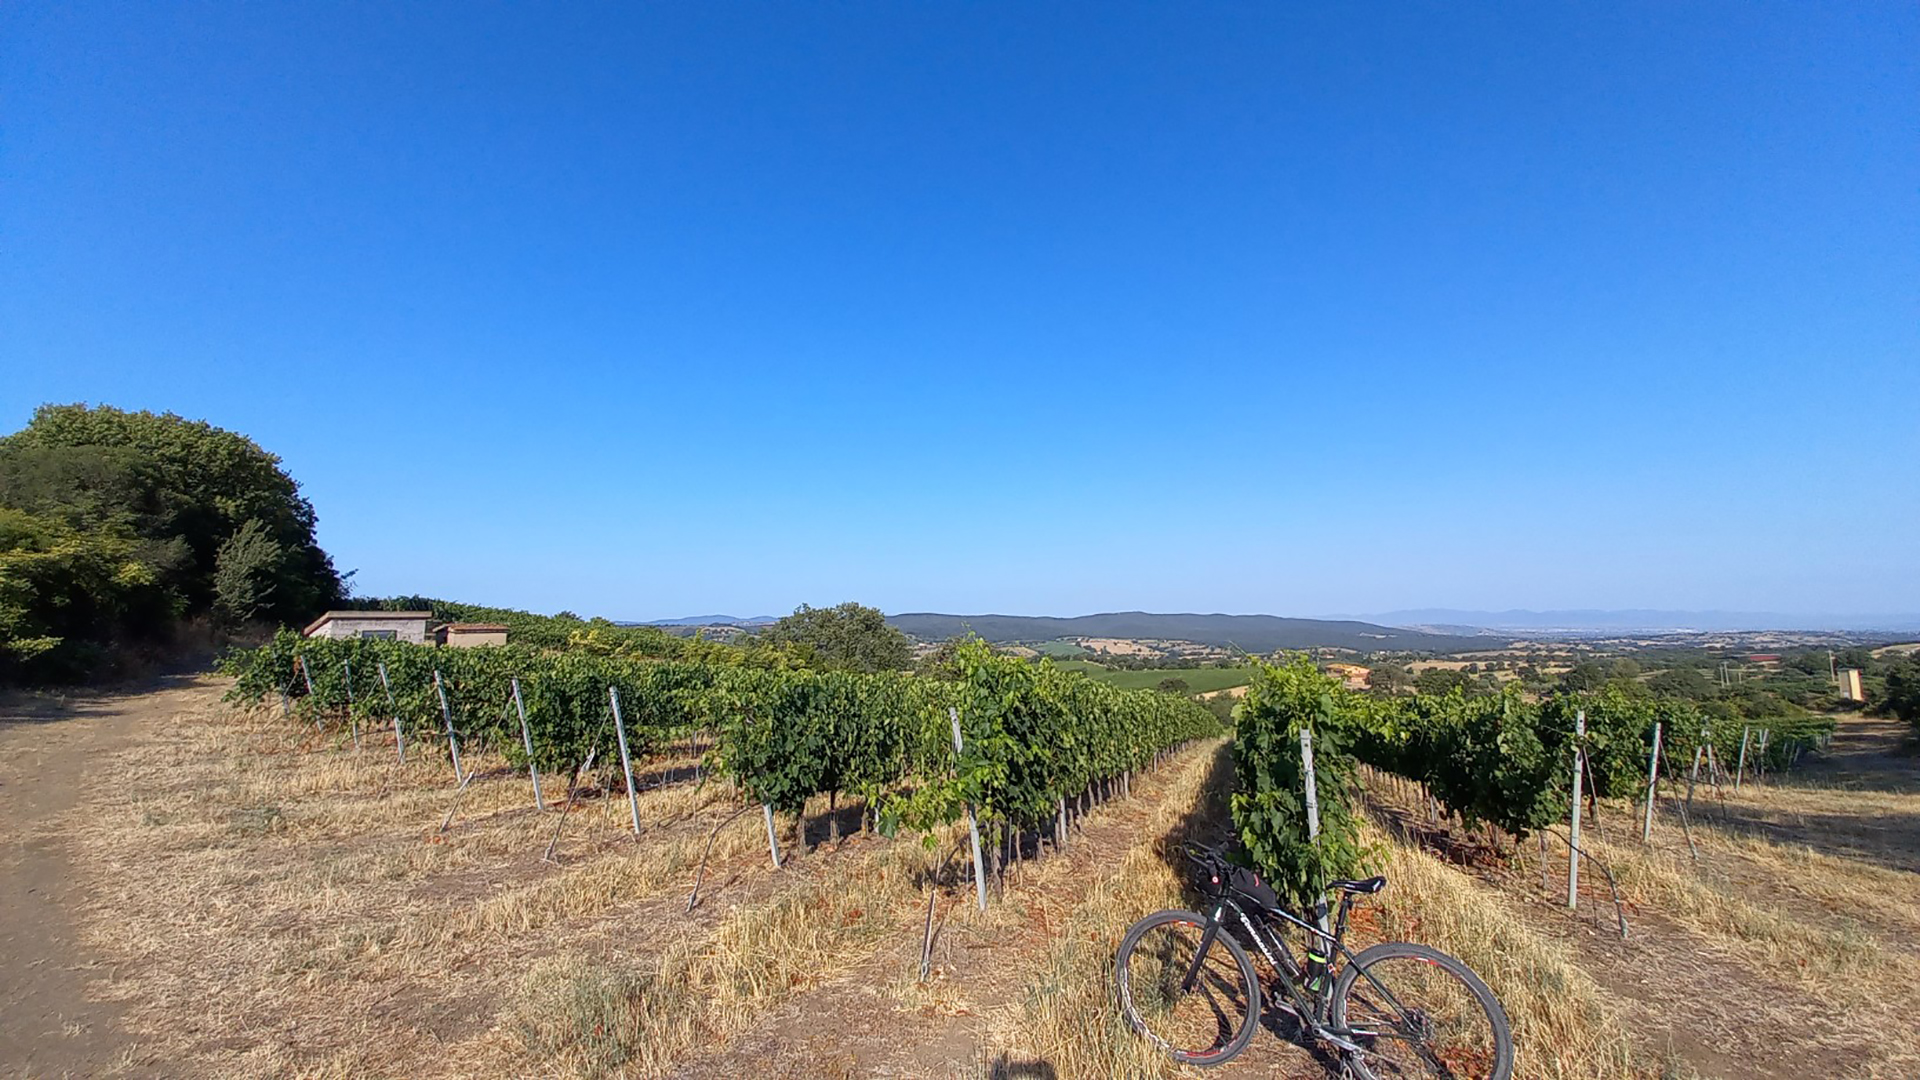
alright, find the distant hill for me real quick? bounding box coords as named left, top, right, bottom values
left=884, top=612, right=1489, bottom=653
left=636, top=615, right=777, bottom=627
left=1353, top=609, right=1920, bottom=633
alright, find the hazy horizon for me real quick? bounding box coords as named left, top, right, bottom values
left=629, top=606, right=1920, bottom=633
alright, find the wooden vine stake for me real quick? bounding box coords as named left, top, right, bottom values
left=950, top=707, right=988, bottom=912
left=1641, top=722, right=1662, bottom=843
left=607, top=687, right=642, bottom=835
left=377, top=660, right=404, bottom=762
left=1567, top=708, right=1585, bottom=911
left=1299, top=725, right=1328, bottom=935
left=510, top=678, right=545, bottom=811
left=433, top=669, right=465, bottom=785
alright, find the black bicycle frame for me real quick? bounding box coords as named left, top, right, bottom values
left=1181, top=890, right=1423, bottom=1057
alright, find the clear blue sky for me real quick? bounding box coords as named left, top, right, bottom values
left=3, top=2, right=1915, bottom=620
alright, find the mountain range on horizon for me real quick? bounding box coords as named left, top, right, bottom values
left=1345, top=609, right=1920, bottom=633
left=635, top=608, right=1920, bottom=641
left=638, top=614, right=778, bottom=627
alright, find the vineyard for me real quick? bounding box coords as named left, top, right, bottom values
left=8, top=633, right=1906, bottom=1078
left=1231, top=657, right=1836, bottom=908
left=220, top=630, right=1222, bottom=874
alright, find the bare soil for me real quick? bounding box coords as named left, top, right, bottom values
left=0, top=677, right=204, bottom=1078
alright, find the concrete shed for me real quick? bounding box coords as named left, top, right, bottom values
left=302, top=611, right=434, bottom=644
left=437, top=623, right=510, bottom=648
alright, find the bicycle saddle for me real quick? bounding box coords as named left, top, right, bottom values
left=1328, top=875, right=1387, bottom=895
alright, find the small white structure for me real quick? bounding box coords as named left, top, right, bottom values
left=1838, top=667, right=1865, bottom=703
left=436, top=622, right=510, bottom=648
left=302, top=611, right=434, bottom=644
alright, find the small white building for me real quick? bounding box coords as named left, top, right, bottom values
left=1838, top=667, right=1865, bottom=703
left=436, top=622, right=510, bottom=648
left=302, top=611, right=434, bottom=644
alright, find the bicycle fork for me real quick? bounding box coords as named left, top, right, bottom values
left=1178, top=905, right=1228, bottom=993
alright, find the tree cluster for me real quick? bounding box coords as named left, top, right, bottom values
left=0, top=404, right=343, bottom=682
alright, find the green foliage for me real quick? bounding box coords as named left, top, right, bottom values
left=212, top=519, right=283, bottom=625
left=1365, top=663, right=1410, bottom=695
left=1080, top=666, right=1254, bottom=695
left=756, top=602, right=912, bottom=672
left=0, top=404, right=344, bottom=682
left=220, top=633, right=1221, bottom=841
left=1647, top=664, right=1714, bottom=698
left=1412, top=667, right=1473, bottom=696
left=1155, top=677, right=1190, bottom=694
left=351, top=596, right=785, bottom=667
left=0, top=404, right=341, bottom=619
left=1882, top=654, right=1920, bottom=736
left=0, top=508, right=177, bottom=681
left=1557, top=660, right=1612, bottom=693
left=884, top=641, right=1223, bottom=838
left=1229, top=657, right=1368, bottom=910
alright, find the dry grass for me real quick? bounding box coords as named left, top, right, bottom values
left=987, top=740, right=1228, bottom=1080
left=1364, top=838, right=1656, bottom=1080
left=65, top=683, right=861, bottom=1077
left=991, top=744, right=1661, bottom=1080
left=508, top=832, right=937, bottom=1076
left=53, top=679, right=1918, bottom=1080
left=1574, top=780, right=1920, bottom=1078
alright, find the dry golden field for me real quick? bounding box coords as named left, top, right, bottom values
left=2, top=677, right=1914, bottom=1079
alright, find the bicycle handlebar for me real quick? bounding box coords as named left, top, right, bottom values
left=1179, top=841, right=1230, bottom=882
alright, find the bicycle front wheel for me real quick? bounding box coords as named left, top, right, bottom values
left=1331, top=941, right=1514, bottom=1080
left=1114, top=909, right=1260, bottom=1066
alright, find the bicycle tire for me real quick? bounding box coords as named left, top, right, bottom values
left=1114, top=909, right=1261, bottom=1067
left=1330, top=941, right=1514, bottom=1080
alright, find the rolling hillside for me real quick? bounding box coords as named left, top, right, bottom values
left=886, top=611, right=1489, bottom=653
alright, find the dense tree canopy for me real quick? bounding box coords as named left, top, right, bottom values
left=0, top=404, right=343, bottom=682
left=1882, top=653, right=1920, bottom=736
left=757, top=602, right=912, bottom=673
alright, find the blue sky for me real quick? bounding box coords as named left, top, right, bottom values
left=3, top=2, right=1915, bottom=620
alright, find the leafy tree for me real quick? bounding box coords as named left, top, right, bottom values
left=0, top=508, right=176, bottom=681
left=1156, top=676, right=1190, bottom=694
left=1366, top=663, right=1410, bottom=695
left=1648, top=665, right=1715, bottom=699
left=212, top=519, right=283, bottom=625
left=0, top=404, right=341, bottom=621
left=1413, top=667, right=1472, bottom=696
left=759, top=602, right=912, bottom=672
left=1558, top=660, right=1612, bottom=693
left=1881, top=653, right=1920, bottom=736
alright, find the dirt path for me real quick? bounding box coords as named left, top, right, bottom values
left=0, top=676, right=204, bottom=1078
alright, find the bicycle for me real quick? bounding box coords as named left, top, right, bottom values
left=1114, top=842, right=1513, bottom=1078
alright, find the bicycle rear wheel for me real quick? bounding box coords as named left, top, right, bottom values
left=1114, top=909, right=1260, bottom=1066
left=1330, top=941, right=1513, bottom=1080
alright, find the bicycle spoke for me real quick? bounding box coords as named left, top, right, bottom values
left=1121, top=920, right=1254, bottom=1060
left=1341, top=955, right=1501, bottom=1079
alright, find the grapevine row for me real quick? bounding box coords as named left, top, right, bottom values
left=1231, top=658, right=1835, bottom=907
left=221, top=632, right=1222, bottom=844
